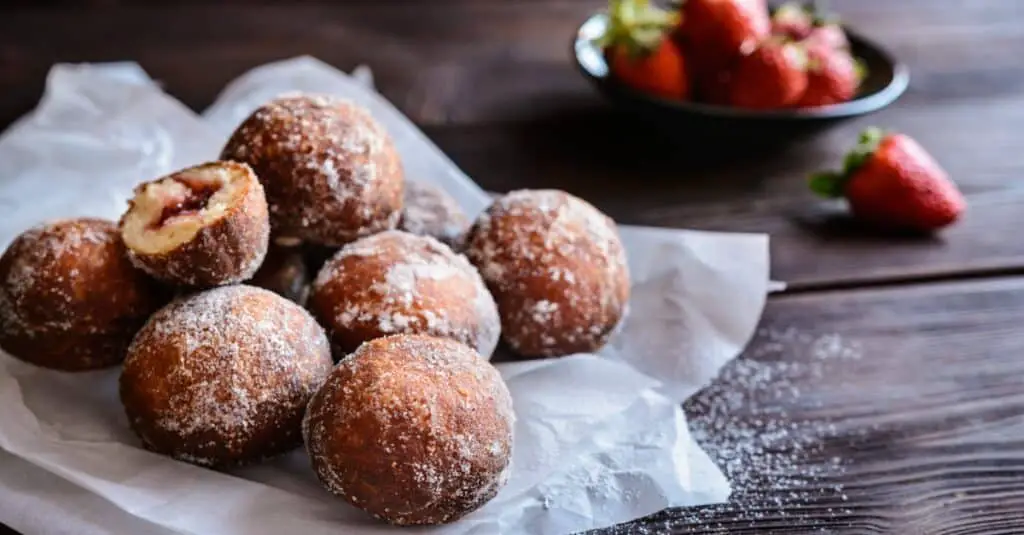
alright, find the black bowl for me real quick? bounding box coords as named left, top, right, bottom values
left=573, top=12, right=910, bottom=142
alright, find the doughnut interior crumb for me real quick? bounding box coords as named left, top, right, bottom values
left=122, top=164, right=245, bottom=255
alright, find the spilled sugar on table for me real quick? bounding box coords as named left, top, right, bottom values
left=2, top=0, right=1024, bottom=533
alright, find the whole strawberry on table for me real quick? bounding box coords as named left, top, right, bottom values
left=599, top=0, right=866, bottom=110
left=599, top=0, right=690, bottom=100
left=810, top=129, right=967, bottom=232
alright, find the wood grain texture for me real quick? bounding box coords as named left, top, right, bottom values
left=591, top=276, right=1024, bottom=533
left=426, top=97, right=1024, bottom=291
left=1, top=0, right=1021, bottom=289
left=2, top=0, right=1021, bottom=125
left=1, top=4, right=1024, bottom=531
left=1, top=277, right=1022, bottom=533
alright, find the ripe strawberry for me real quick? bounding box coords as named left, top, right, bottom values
left=809, top=129, right=966, bottom=232
left=677, top=0, right=771, bottom=73
left=771, top=2, right=814, bottom=40
left=601, top=0, right=689, bottom=100
left=797, top=45, right=863, bottom=107
left=696, top=67, right=736, bottom=105
left=806, top=21, right=849, bottom=52
left=727, top=38, right=808, bottom=109
left=609, top=40, right=690, bottom=100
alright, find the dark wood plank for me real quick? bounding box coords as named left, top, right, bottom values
left=1, top=244, right=1021, bottom=533
left=426, top=96, right=1024, bottom=291
left=2, top=5, right=1022, bottom=534
left=592, top=276, right=1024, bottom=533
left=3, top=0, right=594, bottom=5
left=1, top=0, right=1021, bottom=289
left=2, top=1, right=1020, bottom=127
left=0, top=1, right=604, bottom=128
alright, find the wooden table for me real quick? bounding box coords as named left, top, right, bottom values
left=3, top=1, right=1023, bottom=533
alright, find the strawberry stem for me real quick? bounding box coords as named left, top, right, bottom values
left=808, top=128, right=885, bottom=199
left=599, top=0, right=679, bottom=57
left=853, top=57, right=869, bottom=84
left=842, top=127, right=884, bottom=174
left=809, top=171, right=846, bottom=199
left=774, top=2, right=810, bottom=20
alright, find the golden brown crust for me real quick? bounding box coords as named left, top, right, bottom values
left=0, top=218, right=167, bottom=371
left=303, top=335, right=514, bottom=525
left=464, top=189, right=631, bottom=357
left=120, top=285, right=333, bottom=469
left=247, top=243, right=309, bottom=305
left=308, top=230, right=500, bottom=359
left=220, top=94, right=404, bottom=247
left=120, top=161, right=270, bottom=289
left=398, top=181, right=470, bottom=250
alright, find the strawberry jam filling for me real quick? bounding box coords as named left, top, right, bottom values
left=151, top=178, right=222, bottom=229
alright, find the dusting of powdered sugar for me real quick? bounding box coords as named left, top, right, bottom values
left=121, top=285, right=332, bottom=467
left=592, top=328, right=864, bottom=533
left=1, top=219, right=124, bottom=335
left=303, top=334, right=514, bottom=525
left=220, top=93, right=402, bottom=245
left=311, top=230, right=500, bottom=357
left=465, top=189, right=628, bottom=356
left=398, top=181, right=470, bottom=248
left=529, top=300, right=559, bottom=324
left=121, top=161, right=270, bottom=288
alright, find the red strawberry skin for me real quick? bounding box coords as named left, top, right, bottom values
left=845, top=135, right=966, bottom=231
left=728, top=41, right=808, bottom=109
left=797, top=46, right=859, bottom=107
left=806, top=23, right=849, bottom=52
left=609, top=39, right=691, bottom=100
left=679, top=0, right=771, bottom=73
left=696, top=67, right=736, bottom=105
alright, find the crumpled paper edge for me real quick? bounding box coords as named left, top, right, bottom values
left=0, top=58, right=776, bottom=535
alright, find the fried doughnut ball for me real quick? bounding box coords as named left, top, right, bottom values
left=120, top=285, right=332, bottom=468
left=221, top=94, right=404, bottom=247
left=309, top=230, right=500, bottom=359
left=247, top=243, right=309, bottom=305
left=120, top=161, right=270, bottom=288
left=399, top=181, right=470, bottom=249
left=465, top=189, right=630, bottom=357
left=303, top=334, right=514, bottom=526
left=0, top=218, right=166, bottom=371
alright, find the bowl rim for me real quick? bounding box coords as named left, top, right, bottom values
left=573, top=12, right=911, bottom=121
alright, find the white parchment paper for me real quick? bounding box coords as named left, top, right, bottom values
left=0, top=57, right=769, bottom=535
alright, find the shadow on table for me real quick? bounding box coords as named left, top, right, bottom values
left=428, top=105, right=801, bottom=203
left=430, top=104, right=947, bottom=245
left=792, top=204, right=949, bottom=243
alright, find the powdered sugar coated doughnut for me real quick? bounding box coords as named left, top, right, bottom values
left=309, top=230, right=500, bottom=358
left=399, top=181, right=470, bottom=249
left=120, top=161, right=270, bottom=288
left=120, top=285, right=332, bottom=468
left=303, top=334, right=514, bottom=525
left=0, top=218, right=167, bottom=371
left=221, top=94, right=404, bottom=247
left=465, top=189, right=630, bottom=357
